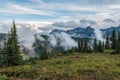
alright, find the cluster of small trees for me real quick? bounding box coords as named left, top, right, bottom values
left=77, top=29, right=120, bottom=54
left=93, top=38, right=104, bottom=53
left=33, top=35, right=48, bottom=60
left=78, top=39, right=92, bottom=53
left=0, top=21, right=23, bottom=67
left=77, top=38, right=104, bottom=53
left=105, top=29, right=120, bottom=53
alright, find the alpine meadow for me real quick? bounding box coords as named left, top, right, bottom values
left=0, top=0, right=120, bottom=80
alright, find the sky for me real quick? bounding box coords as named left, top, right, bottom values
left=0, top=0, right=120, bottom=22
left=0, top=0, right=120, bottom=34
left=0, top=0, right=120, bottom=50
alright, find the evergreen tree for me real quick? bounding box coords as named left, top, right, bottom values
left=7, top=20, right=23, bottom=66
left=84, top=40, right=88, bottom=53
left=80, top=40, right=84, bottom=52
left=93, top=38, right=97, bottom=53
left=0, top=20, right=22, bottom=67
left=102, top=42, right=105, bottom=53
left=105, top=34, right=110, bottom=49
left=0, top=39, right=8, bottom=67
left=115, top=32, right=120, bottom=53
left=98, top=41, right=104, bottom=53
left=78, top=41, right=81, bottom=52
left=40, top=47, right=48, bottom=60
left=87, top=46, right=93, bottom=53
left=111, top=29, right=117, bottom=49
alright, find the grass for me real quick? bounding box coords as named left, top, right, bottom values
left=0, top=52, right=120, bottom=80
left=0, top=75, right=8, bottom=80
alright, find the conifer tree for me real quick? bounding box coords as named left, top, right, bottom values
left=111, top=29, right=117, bottom=49
left=0, top=38, right=8, bottom=67
left=105, top=34, right=110, bottom=49
left=80, top=40, right=84, bottom=52
left=78, top=41, right=81, bottom=52
left=7, top=20, right=23, bottom=66
left=93, top=38, right=97, bottom=53
left=0, top=20, right=23, bottom=67
left=84, top=40, right=88, bottom=53
left=102, top=42, right=105, bottom=52
left=87, top=46, right=93, bottom=53
left=40, top=47, right=48, bottom=60
left=98, top=41, right=104, bottom=53
left=115, top=32, right=120, bottom=53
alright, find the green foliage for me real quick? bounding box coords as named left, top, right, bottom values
left=6, top=20, right=23, bottom=66
left=111, top=29, right=117, bottom=49
left=0, top=20, right=23, bottom=67
left=33, top=34, right=48, bottom=60
left=98, top=41, right=104, bottom=53
left=93, top=39, right=104, bottom=53
left=115, top=32, right=120, bottom=54
left=78, top=39, right=92, bottom=53
left=40, top=48, right=48, bottom=60
left=84, top=40, right=88, bottom=53
left=0, top=39, right=7, bottom=67
left=105, top=34, right=110, bottom=49
left=87, top=46, right=93, bottom=53
left=0, top=75, right=8, bottom=80
left=0, top=53, right=120, bottom=80
left=93, top=38, right=97, bottom=53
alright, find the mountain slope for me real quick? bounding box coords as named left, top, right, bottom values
left=50, top=25, right=120, bottom=39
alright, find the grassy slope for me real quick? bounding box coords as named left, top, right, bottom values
left=0, top=52, right=120, bottom=80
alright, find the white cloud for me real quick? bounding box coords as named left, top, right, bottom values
left=0, top=21, right=51, bottom=49
left=0, top=0, right=120, bottom=22
left=0, top=3, right=56, bottom=16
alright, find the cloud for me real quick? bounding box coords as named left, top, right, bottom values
left=52, top=21, right=79, bottom=28
left=29, top=0, right=120, bottom=13
left=103, top=19, right=116, bottom=23
left=0, top=0, right=120, bottom=22
left=0, top=22, right=11, bottom=33
left=79, top=19, right=97, bottom=27
left=0, top=0, right=120, bottom=31
left=84, top=0, right=120, bottom=5
left=0, top=3, right=56, bottom=16
left=0, top=21, right=51, bottom=49
left=49, top=32, right=78, bottom=50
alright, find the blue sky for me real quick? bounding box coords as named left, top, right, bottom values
left=0, top=0, right=120, bottom=22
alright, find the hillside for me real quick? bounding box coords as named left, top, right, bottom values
left=0, top=52, right=120, bottom=80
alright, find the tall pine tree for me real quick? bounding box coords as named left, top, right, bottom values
left=98, top=41, right=104, bottom=53
left=105, top=34, right=110, bottom=49
left=115, top=32, right=120, bottom=53
left=78, top=41, right=81, bottom=52
left=7, top=20, right=23, bottom=66
left=84, top=40, right=88, bottom=53
left=0, top=39, right=7, bottom=67
left=93, top=38, right=97, bottom=53
left=111, top=29, right=117, bottom=49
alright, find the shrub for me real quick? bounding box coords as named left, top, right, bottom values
left=0, top=75, right=8, bottom=80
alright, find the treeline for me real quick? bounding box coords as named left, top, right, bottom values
left=77, top=29, right=120, bottom=54
left=77, top=38, right=104, bottom=53
left=0, top=21, right=23, bottom=67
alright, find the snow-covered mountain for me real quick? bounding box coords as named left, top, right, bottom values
left=51, top=26, right=95, bottom=38
left=67, top=27, right=95, bottom=38
left=50, top=25, right=120, bottom=39
left=101, top=25, right=120, bottom=37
